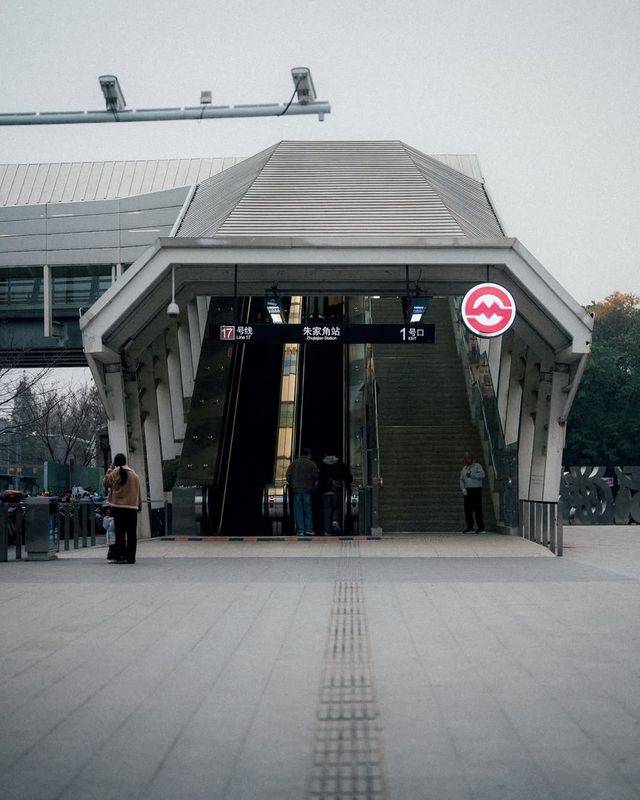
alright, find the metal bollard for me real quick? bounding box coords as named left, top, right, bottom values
left=0, top=503, right=8, bottom=562
left=24, top=497, right=59, bottom=560
left=15, top=505, right=24, bottom=560
left=73, top=504, right=80, bottom=549
left=90, top=504, right=96, bottom=546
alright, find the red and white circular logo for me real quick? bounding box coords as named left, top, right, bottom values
left=461, top=283, right=516, bottom=338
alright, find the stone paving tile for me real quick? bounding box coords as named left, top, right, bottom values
left=1, top=526, right=640, bottom=799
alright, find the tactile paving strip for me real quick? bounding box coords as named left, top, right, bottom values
left=308, top=541, right=388, bottom=799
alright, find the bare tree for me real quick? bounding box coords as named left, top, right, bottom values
left=25, top=381, right=107, bottom=466
left=0, top=366, right=56, bottom=436
left=0, top=368, right=58, bottom=473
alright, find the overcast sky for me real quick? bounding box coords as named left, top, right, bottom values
left=1, top=0, right=639, bottom=307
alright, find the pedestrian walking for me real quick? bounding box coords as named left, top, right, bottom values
left=286, top=447, right=319, bottom=536
left=460, top=451, right=486, bottom=533
left=318, top=453, right=352, bottom=535
left=103, top=453, right=142, bottom=563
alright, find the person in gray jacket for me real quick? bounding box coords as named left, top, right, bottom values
left=286, top=447, right=319, bottom=536
left=460, top=451, right=485, bottom=533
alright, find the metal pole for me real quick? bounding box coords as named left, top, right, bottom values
left=0, top=101, right=331, bottom=126
left=90, top=504, right=96, bottom=546
left=0, top=504, right=7, bottom=562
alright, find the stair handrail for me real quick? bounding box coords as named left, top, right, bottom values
left=450, top=297, right=505, bottom=485
left=363, top=298, right=382, bottom=532
left=214, top=299, right=252, bottom=532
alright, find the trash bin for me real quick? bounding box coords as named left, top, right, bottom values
left=24, top=497, right=59, bottom=560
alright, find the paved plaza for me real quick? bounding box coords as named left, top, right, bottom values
left=1, top=527, right=640, bottom=799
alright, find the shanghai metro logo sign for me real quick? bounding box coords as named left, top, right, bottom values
left=461, top=282, right=516, bottom=338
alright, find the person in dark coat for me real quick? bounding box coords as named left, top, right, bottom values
left=318, top=453, right=352, bottom=535
left=286, top=448, right=319, bottom=536
left=460, top=451, right=485, bottom=533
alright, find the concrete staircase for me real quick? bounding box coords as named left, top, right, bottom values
left=372, top=297, right=495, bottom=532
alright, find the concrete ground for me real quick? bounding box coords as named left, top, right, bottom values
left=1, top=527, right=639, bottom=800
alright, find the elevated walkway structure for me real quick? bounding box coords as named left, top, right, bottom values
left=0, top=157, right=243, bottom=365
left=1, top=142, right=593, bottom=545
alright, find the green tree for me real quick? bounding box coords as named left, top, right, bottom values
left=566, top=292, right=640, bottom=464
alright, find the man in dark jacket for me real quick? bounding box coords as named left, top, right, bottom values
left=318, top=453, right=352, bottom=535
left=285, top=448, right=319, bottom=536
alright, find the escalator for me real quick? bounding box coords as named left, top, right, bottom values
left=207, top=296, right=350, bottom=536
left=208, top=299, right=283, bottom=534
left=294, top=300, right=348, bottom=533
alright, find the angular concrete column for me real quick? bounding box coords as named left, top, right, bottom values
left=486, top=336, right=502, bottom=391
left=121, top=360, right=151, bottom=538
left=150, top=339, right=179, bottom=460
left=543, top=365, right=571, bottom=501
left=165, top=327, right=187, bottom=447
left=103, top=363, right=128, bottom=456
left=518, top=354, right=539, bottom=500
left=528, top=360, right=554, bottom=502
left=176, top=318, right=195, bottom=400
left=496, top=332, right=514, bottom=430
left=196, top=295, right=210, bottom=335
left=503, top=337, right=527, bottom=446
left=186, top=300, right=203, bottom=381
left=137, top=354, right=165, bottom=513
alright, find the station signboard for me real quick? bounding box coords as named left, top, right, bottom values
left=218, top=324, right=435, bottom=344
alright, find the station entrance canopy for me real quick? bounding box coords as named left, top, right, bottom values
left=80, top=141, right=592, bottom=365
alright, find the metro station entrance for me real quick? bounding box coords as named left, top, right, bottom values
left=172, top=293, right=494, bottom=537
left=77, top=141, right=592, bottom=548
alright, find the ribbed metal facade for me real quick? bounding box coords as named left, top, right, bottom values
left=177, top=141, right=502, bottom=240
left=0, top=157, right=244, bottom=207
left=0, top=186, right=189, bottom=267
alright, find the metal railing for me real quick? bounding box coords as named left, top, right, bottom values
left=520, top=500, right=563, bottom=556
left=1, top=499, right=168, bottom=561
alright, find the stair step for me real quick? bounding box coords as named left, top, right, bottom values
left=372, top=297, right=496, bottom=531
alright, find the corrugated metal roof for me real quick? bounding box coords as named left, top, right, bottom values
left=176, top=145, right=278, bottom=239
left=0, top=157, right=244, bottom=206
left=177, top=141, right=501, bottom=239
left=406, top=145, right=504, bottom=237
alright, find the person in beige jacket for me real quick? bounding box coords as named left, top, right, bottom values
left=103, top=453, right=142, bottom=563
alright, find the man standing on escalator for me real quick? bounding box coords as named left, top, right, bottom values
left=319, top=453, right=352, bottom=535
left=286, top=447, right=319, bottom=536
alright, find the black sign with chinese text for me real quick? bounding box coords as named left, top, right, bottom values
left=217, top=324, right=435, bottom=344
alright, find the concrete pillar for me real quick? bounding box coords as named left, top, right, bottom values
left=137, top=354, right=165, bottom=512
left=504, top=337, right=527, bottom=446
left=487, top=336, right=502, bottom=393
left=165, top=327, right=187, bottom=445
left=518, top=354, right=539, bottom=500
left=528, top=360, right=554, bottom=502
left=196, top=296, right=210, bottom=335
left=542, top=365, right=571, bottom=501
left=151, top=339, right=179, bottom=460
left=43, top=264, right=53, bottom=336
left=187, top=300, right=203, bottom=380
left=177, top=318, right=195, bottom=399
left=121, top=360, right=151, bottom=538
left=496, top=333, right=513, bottom=432
left=103, top=364, right=128, bottom=455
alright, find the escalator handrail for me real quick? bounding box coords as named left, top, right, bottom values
left=214, top=299, right=251, bottom=533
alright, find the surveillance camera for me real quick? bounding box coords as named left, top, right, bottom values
left=167, top=302, right=180, bottom=319
left=99, top=75, right=126, bottom=112
left=290, top=67, right=317, bottom=104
